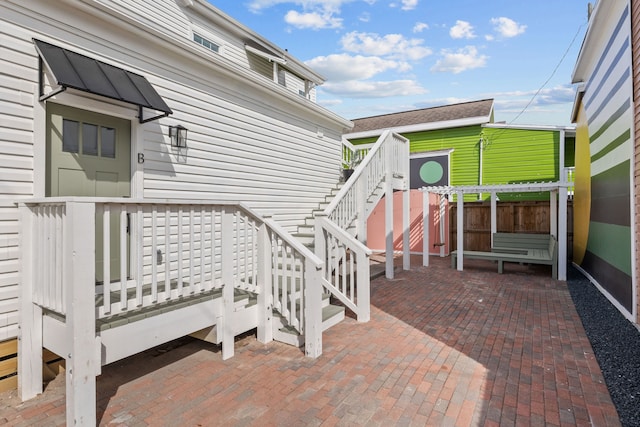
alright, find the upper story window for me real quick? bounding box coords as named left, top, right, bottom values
left=193, top=33, right=219, bottom=53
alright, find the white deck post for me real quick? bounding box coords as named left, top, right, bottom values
left=18, top=204, right=43, bottom=401
left=221, top=208, right=234, bottom=360
left=402, top=188, right=410, bottom=270
left=356, top=250, right=370, bottom=322
left=64, top=201, right=97, bottom=426
left=423, top=191, right=430, bottom=266
left=550, top=190, right=558, bottom=239
left=558, top=187, right=568, bottom=281
left=490, top=192, right=497, bottom=247
left=385, top=146, right=394, bottom=279
left=457, top=191, right=464, bottom=271
left=304, top=259, right=322, bottom=358
left=256, top=219, right=273, bottom=344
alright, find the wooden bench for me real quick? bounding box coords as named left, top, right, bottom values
left=492, top=232, right=552, bottom=253
left=451, top=233, right=557, bottom=279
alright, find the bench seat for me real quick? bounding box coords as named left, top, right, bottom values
left=451, top=233, right=557, bottom=279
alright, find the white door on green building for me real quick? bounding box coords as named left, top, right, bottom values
left=47, top=103, right=131, bottom=283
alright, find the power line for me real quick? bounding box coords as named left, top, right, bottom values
left=506, top=21, right=586, bottom=126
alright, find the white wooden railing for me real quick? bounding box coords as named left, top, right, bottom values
left=316, top=131, right=410, bottom=322
left=341, top=138, right=371, bottom=169
left=19, top=198, right=324, bottom=358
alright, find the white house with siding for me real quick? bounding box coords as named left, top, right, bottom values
left=0, top=0, right=411, bottom=425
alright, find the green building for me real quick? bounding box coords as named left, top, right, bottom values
left=345, top=99, right=575, bottom=201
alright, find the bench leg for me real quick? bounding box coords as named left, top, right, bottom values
left=451, top=254, right=456, bottom=269
left=552, top=262, right=557, bottom=280
left=498, top=260, right=503, bottom=274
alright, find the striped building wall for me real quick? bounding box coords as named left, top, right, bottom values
left=633, top=0, right=640, bottom=322
left=574, top=1, right=635, bottom=318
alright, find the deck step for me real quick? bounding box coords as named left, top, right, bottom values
left=272, top=302, right=345, bottom=347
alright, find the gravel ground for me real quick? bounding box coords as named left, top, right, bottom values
left=567, top=266, right=640, bottom=427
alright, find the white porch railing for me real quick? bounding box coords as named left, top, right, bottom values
left=316, top=131, right=410, bottom=322
left=20, top=198, right=323, bottom=354
left=20, top=198, right=325, bottom=425
left=341, top=138, right=371, bottom=169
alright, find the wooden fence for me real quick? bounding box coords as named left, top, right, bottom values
left=450, top=200, right=574, bottom=258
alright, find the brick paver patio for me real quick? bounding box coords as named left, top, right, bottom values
left=0, top=256, right=620, bottom=426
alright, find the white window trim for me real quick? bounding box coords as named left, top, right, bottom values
left=191, top=24, right=225, bottom=55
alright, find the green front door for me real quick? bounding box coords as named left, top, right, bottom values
left=46, top=103, right=131, bottom=282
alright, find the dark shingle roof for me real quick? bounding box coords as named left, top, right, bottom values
left=350, top=99, right=494, bottom=134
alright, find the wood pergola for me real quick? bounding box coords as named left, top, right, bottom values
left=420, top=182, right=570, bottom=281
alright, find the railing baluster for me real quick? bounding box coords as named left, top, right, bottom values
left=55, top=206, right=63, bottom=313
left=189, top=206, right=194, bottom=295
left=177, top=206, right=183, bottom=295
left=44, top=205, right=51, bottom=309
left=199, top=206, right=205, bottom=292
left=349, top=251, right=355, bottom=299
left=120, top=205, right=127, bottom=310
left=243, top=213, right=249, bottom=289
left=102, top=204, right=111, bottom=313
left=136, top=204, right=143, bottom=307
left=151, top=205, right=158, bottom=302
left=164, top=206, right=170, bottom=298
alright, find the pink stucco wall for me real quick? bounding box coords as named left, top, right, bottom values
left=366, top=190, right=449, bottom=254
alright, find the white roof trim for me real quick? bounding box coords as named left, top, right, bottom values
left=482, top=123, right=576, bottom=133
left=410, top=149, right=454, bottom=159
left=420, top=182, right=570, bottom=195
left=571, top=84, right=586, bottom=123
left=344, top=115, right=490, bottom=140
left=245, top=44, right=286, bottom=64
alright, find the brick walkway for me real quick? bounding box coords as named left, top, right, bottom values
left=0, top=256, right=620, bottom=426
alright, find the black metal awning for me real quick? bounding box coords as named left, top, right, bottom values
left=34, top=39, right=172, bottom=123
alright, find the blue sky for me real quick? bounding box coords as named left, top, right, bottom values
left=213, top=0, right=590, bottom=126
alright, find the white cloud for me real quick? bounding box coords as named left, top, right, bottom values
left=492, top=85, right=575, bottom=106
left=490, top=17, right=526, bottom=38
left=317, top=98, right=344, bottom=107
left=321, top=79, right=427, bottom=97
left=413, top=22, right=428, bottom=33
left=248, top=0, right=371, bottom=13
left=249, top=0, right=339, bottom=12
left=449, top=20, right=476, bottom=39
left=431, top=46, right=487, bottom=74
left=401, top=0, right=418, bottom=10
left=359, top=12, right=371, bottom=22
left=341, top=31, right=432, bottom=60
left=305, top=53, right=408, bottom=81
left=284, top=10, right=342, bottom=29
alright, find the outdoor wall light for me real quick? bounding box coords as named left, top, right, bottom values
left=169, top=124, right=188, bottom=148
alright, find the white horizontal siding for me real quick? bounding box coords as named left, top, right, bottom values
left=94, top=0, right=191, bottom=40
left=0, top=20, right=36, bottom=340
left=0, top=0, right=347, bottom=341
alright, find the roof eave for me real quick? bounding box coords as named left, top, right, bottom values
left=344, top=115, right=491, bottom=140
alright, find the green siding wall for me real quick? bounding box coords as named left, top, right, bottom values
left=480, top=128, right=558, bottom=201
left=349, top=125, right=566, bottom=201
left=350, top=126, right=484, bottom=200
left=409, top=126, right=483, bottom=201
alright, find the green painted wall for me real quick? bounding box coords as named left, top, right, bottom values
left=480, top=127, right=559, bottom=201
left=352, top=125, right=484, bottom=201
left=349, top=125, right=572, bottom=202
